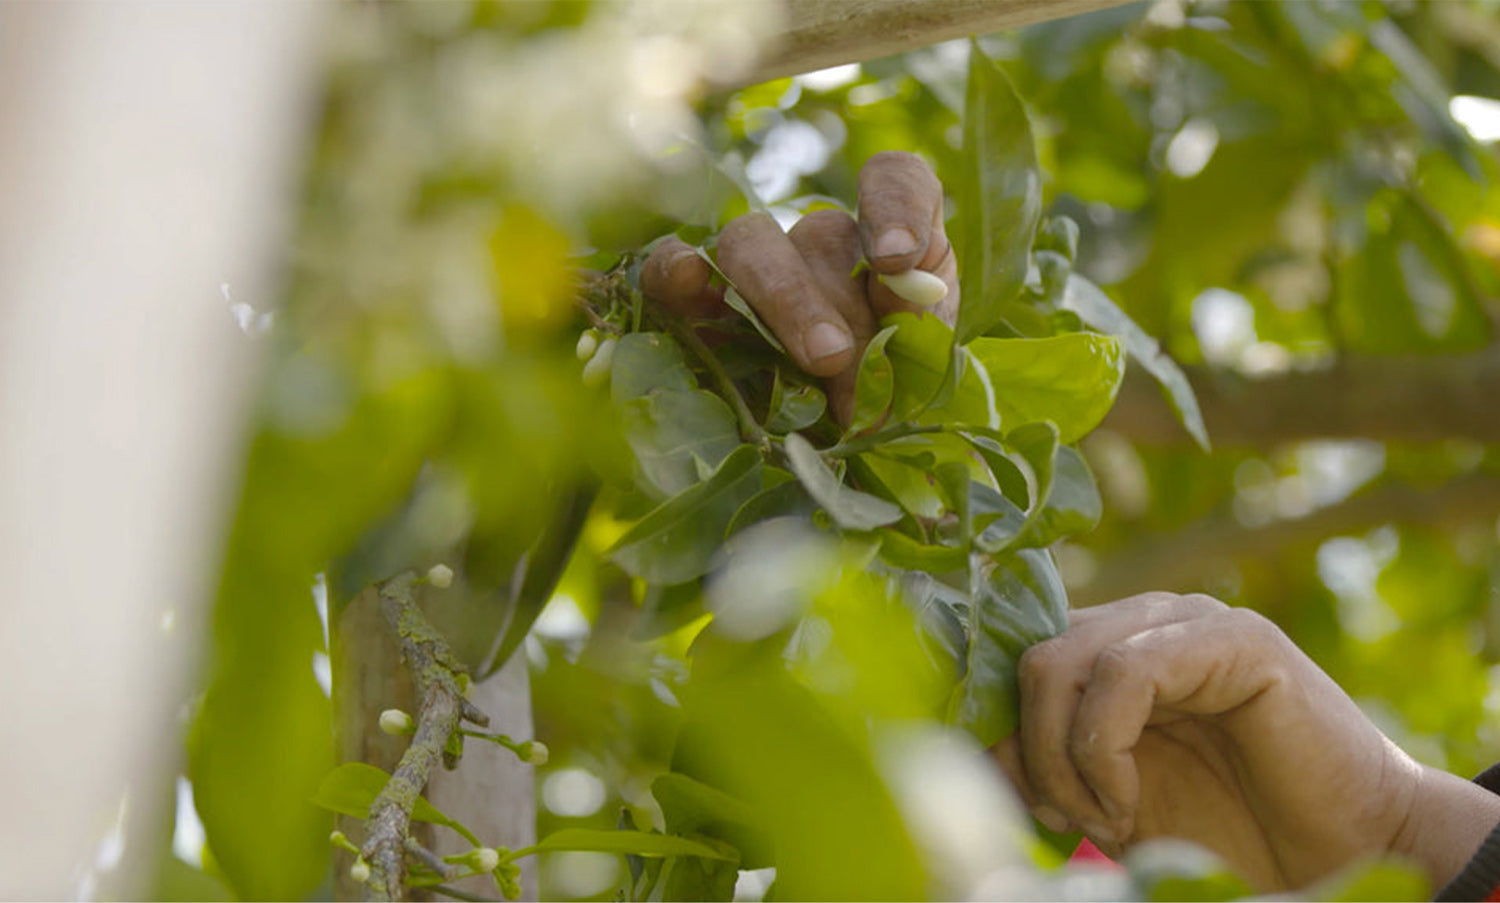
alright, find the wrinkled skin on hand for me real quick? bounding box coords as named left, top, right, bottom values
left=641, top=151, right=958, bottom=426
left=992, top=592, right=1500, bottom=892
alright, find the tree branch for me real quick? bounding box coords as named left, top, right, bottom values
left=741, top=0, right=1136, bottom=86
left=1104, top=350, right=1500, bottom=448
left=362, top=572, right=488, bottom=902
left=1071, top=472, right=1500, bottom=606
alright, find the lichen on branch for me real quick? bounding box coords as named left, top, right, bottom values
left=360, top=571, right=490, bottom=902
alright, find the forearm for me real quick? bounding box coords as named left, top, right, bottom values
left=1391, top=765, right=1500, bottom=894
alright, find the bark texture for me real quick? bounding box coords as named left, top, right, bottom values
left=744, top=0, right=1136, bottom=84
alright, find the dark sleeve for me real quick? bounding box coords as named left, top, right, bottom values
left=1434, top=765, right=1500, bottom=902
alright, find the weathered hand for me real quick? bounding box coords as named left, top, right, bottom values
left=992, top=592, right=1435, bottom=891
left=640, top=151, right=958, bottom=425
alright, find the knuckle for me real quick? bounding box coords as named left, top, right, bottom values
left=787, top=209, right=858, bottom=253
left=1220, top=606, right=1276, bottom=639
left=1091, top=643, right=1137, bottom=684
left=1181, top=592, right=1229, bottom=615
left=1017, top=638, right=1067, bottom=692
left=717, top=212, right=779, bottom=257
left=790, top=208, right=856, bottom=235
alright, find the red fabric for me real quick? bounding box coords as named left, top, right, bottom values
left=1067, top=838, right=1123, bottom=871
left=1483, top=884, right=1500, bottom=902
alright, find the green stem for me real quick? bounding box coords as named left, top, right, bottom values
left=500, top=845, right=541, bottom=864
left=646, top=299, right=771, bottom=451
left=823, top=422, right=951, bottom=459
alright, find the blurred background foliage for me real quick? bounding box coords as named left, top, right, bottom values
left=162, top=1, right=1500, bottom=901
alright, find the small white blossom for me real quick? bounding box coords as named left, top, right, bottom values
left=581, top=337, right=616, bottom=388
left=378, top=709, right=414, bottom=735
left=472, top=847, right=501, bottom=872
left=426, top=563, right=455, bottom=589
left=575, top=330, right=600, bottom=361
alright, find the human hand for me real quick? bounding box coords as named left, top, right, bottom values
left=992, top=592, right=1428, bottom=891
left=639, top=151, right=958, bottom=425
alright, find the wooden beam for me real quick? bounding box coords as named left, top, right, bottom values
left=744, top=0, right=1139, bottom=85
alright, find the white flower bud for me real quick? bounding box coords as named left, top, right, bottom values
left=877, top=268, right=948, bottom=307
left=426, top=563, right=454, bottom=589
left=472, top=847, right=501, bottom=872
left=581, top=337, right=616, bottom=388
left=519, top=741, right=549, bottom=766
left=575, top=330, right=600, bottom=361
left=378, top=708, right=414, bottom=735
left=350, top=857, right=371, bottom=884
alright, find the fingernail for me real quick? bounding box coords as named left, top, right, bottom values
left=874, top=227, right=918, bottom=259
left=1033, top=806, right=1070, bottom=834
left=804, top=322, right=853, bottom=363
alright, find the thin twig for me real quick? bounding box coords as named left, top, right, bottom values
left=404, top=837, right=458, bottom=881
left=361, top=572, right=489, bottom=902
left=431, top=884, right=502, bottom=903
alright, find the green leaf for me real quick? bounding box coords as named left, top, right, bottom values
left=955, top=39, right=1043, bottom=344
left=634, top=580, right=706, bottom=641
left=620, top=388, right=741, bottom=497
left=856, top=452, right=945, bottom=520
left=653, top=773, right=772, bottom=868
left=659, top=853, right=742, bottom=902
left=848, top=325, right=898, bottom=433
left=994, top=421, right=1059, bottom=552
left=1059, top=274, right=1209, bottom=451
left=533, top=828, right=735, bottom=860
left=653, top=773, right=758, bottom=835
left=967, top=332, right=1124, bottom=443
left=970, top=481, right=1026, bottom=553
left=883, top=312, right=957, bottom=420
left=959, top=429, right=1030, bottom=509
left=934, top=460, right=975, bottom=546
left=481, top=483, right=596, bottom=677
left=719, top=280, right=788, bottom=354
left=677, top=665, right=930, bottom=899
left=610, top=332, right=695, bottom=404
left=877, top=528, right=969, bottom=573
left=950, top=548, right=1069, bottom=746
left=1016, top=445, right=1102, bottom=547
left=766, top=368, right=827, bottom=433
left=311, top=762, right=481, bottom=846
left=1368, top=19, right=1484, bottom=181
left=897, top=571, right=971, bottom=677
left=609, top=445, right=763, bottom=584
left=783, top=433, right=903, bottom=531
left=725, top=474, right=815, bottom=537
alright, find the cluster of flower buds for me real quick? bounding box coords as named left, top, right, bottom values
left=577, top=329, right=617, bottom=388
